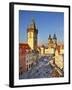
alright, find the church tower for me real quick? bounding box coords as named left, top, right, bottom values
left=48, top=34, right=53, bottom=48
left=27, top=19, right=38, bottom=50
left=53, top=34, right=57, bottom=48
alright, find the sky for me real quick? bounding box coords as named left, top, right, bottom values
left=19, top=10, right=64, bottom=45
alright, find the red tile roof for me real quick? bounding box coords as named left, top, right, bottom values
left=56, top=45, right=60, bottom=54
left=19, top=43, right=31, bottom=49
left=19, top=43, right=31, bottom=55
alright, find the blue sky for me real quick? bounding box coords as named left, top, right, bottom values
left=19, top=10, right=64, bottom=45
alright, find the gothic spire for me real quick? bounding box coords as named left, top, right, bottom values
left=53, top=34, right=57, bottom=39
left=29, top=18, right=36, bottom=29
left=48, top=34, right=51, bottom=39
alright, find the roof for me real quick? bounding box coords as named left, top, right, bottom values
left=37, top=47, right=41, bottom=50
left=19, top=43, right=31, bottom=50
left=56, top=45, right=60, bottom=54
left=60, top=44, right=64, bottom=49
left=27, top=19, right=38, bottom=34
left=41, top=45, right=45, bottom=48
left=19, top=43, right=31, bottom=55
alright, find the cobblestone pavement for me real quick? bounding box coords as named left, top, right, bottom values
left=19, top=56, right=54, bottom=79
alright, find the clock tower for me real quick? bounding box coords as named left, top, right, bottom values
left=27, top=19, right=38, bottom=50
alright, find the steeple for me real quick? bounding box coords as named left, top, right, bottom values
left=53, top=34, right=57, bottom=40
left=28, top=18, right=37, bottom=29
left=27, top=18, right=38, bottom=34
left=53, top=34, right=57, bottom=48
left=48, top=34, right=51, bottom=39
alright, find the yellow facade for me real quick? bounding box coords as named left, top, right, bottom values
left=60, top=49, right=64, bottom=55
left=27, top=19, right=38, bottom=50
left=28, top=32, right=34, bottom=50
left=40, top=47, right=45, bottom=55
left=45, top=48, right=54, bottom=55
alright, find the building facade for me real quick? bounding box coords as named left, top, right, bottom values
left=55, top=45, right=64, bottom=70
left=19, top=43, right=39, bottom=75
left=19, top=43, right=31, bottom=75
